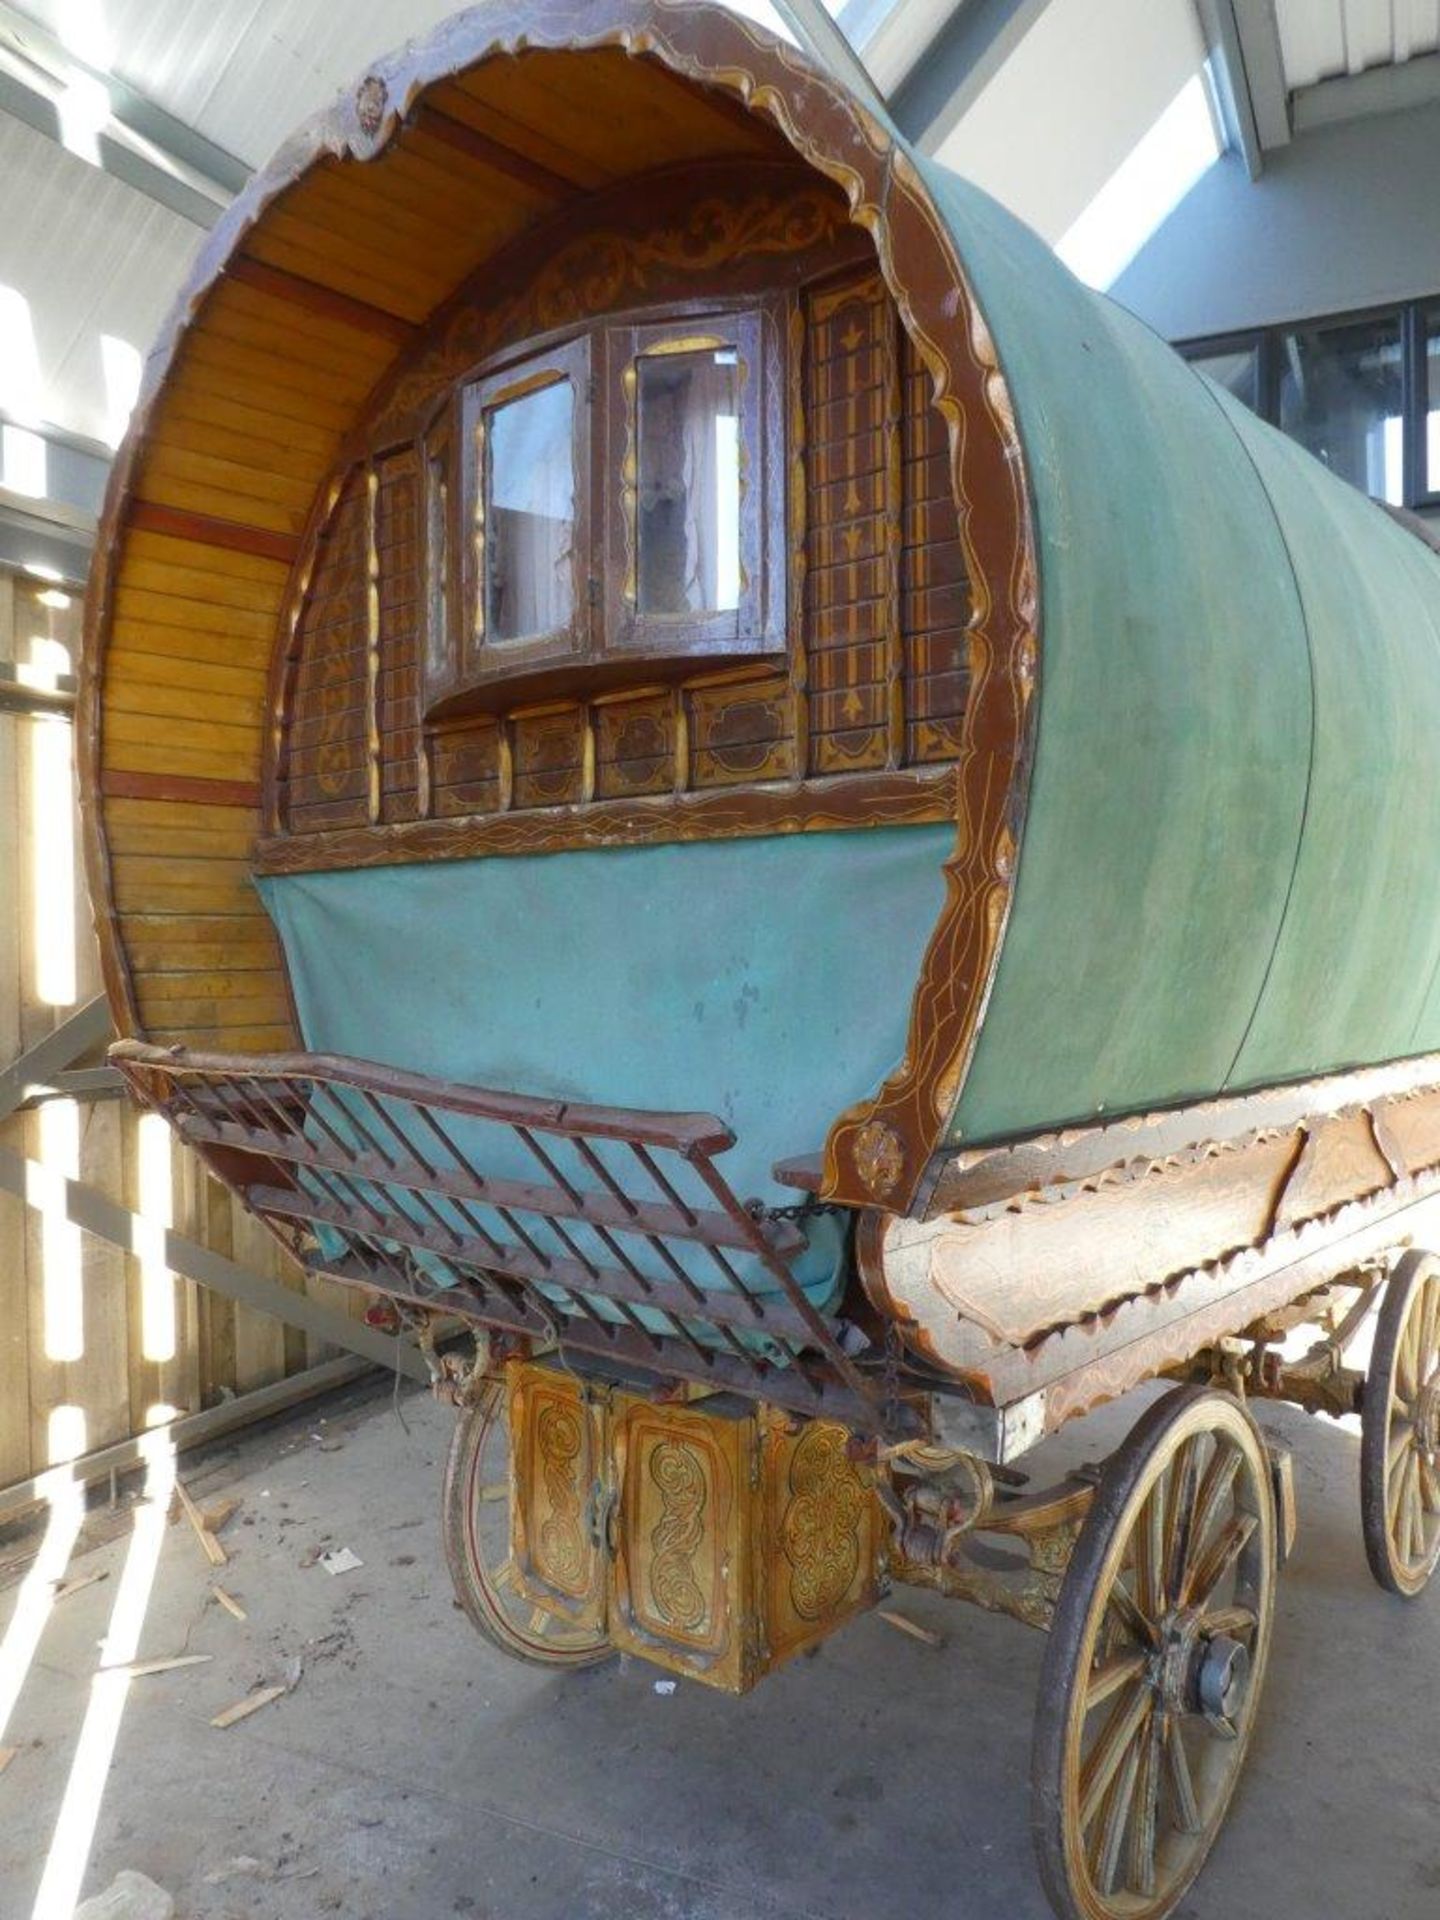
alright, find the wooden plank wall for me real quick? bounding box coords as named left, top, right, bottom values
left=0, top=563, right=364, bottom=1491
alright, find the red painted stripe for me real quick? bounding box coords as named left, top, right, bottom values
left=225, top=257, right=418, bottom=347
left=127, top=501, right=300, bottom=567
left=102, top=769, right=262, bottom=808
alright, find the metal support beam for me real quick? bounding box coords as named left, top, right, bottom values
left=1231, top=0, right=1290, bottom=152
left=0, top=0, right=246, bottom=227
left=0, top=1352, right=386, bottom=1526
left=1292, top=52, right=1440, bottom=135
left=0, top=1140, right=430, bottom=1381
left=1196, top=0, right=1264, bottom=178
left=889, top=0, right=1059, bottom=152
left=0, top=996, right=112, bottom=1124
left=17, top=1065, right=126, bottom=1105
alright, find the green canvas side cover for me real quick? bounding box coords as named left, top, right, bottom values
left=913, top=155, right=1440, bottom=1146
left=257, top=823, right=953, bottom=1218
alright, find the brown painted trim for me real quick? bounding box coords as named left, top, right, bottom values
left=127, top=500, right=301, bottom=566
left=101, top=769, right=263, bottom=809
left=224, top=256, right=420, bottom=347
left=255, top=768, right=956, bottom=874
left=414, top=102, right=584, bottom=202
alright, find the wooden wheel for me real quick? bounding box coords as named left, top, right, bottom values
left=1361, top=1250, right=1440, bottom=1597
left=441, top=1378, right=611, bottom=1669
left=1032, top=1388, right=1277, bottom=1920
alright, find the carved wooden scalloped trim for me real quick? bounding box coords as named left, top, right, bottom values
left=80, top=1, right=1039, bottom=1219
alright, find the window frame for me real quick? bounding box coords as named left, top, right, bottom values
left=605, top=310, right=772, bottom=664
left=421, top=300, right=785, bottom=721
left=1180, top=297, right=1440, bottom=513
left=457, top=333, right=594, bottom=702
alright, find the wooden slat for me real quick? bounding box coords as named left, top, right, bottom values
left=177, top=324, right=377, bottom=411
left=156, top=382, right=344, bottom=460
left=105, top=680, right=265, bottom=731
left=240, top=218, right=448, bottom=326
left=109, top=622, right=273, bottom=672
left=112, top=585, right=279, bottom=645
left=425, top=77, right=612, bottom=188
left=101, top=738, right=260, bottom=785
left=126, top=502, right=300, bottom=568
left=134, top=470, right=308, bottom=541
left=224, top=257, right=420, bottom=348
left=411, top=105, right=576, bottom=202
left=122, top=527, right=293, bottom=589
left=109, top=652, right=269, bottom=702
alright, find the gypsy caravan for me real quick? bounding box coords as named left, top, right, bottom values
left=80, top=6, right=1440, bottom=1917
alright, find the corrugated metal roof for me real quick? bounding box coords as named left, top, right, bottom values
left=1277, top=0, right=1440, bottom=91
left=21, top=0, right=464, bottom=169
left=0, top=112, right=197, bottom=443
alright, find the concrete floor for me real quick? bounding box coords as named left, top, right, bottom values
left=0, top=1375, right=1436, bottom=1920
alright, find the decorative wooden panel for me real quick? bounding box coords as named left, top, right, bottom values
left=285, top=467, right=370, bottom=834
left=375, top=449, right=423, bottom=825
left=595, top=694, right=676, bottom=799
left=271, top=209, right=975, bottom=857
left=430, top=718, right=503, bottom=817
left=512, top=705, right=587, bottom=810
left=802, top=273, right=898, bottom=776
left=689, top=675, right=794, bottom=788
left=901, top=333, right=971, bottom=763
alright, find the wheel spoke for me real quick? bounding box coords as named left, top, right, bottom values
left=1165, top=1438, right=1204, bottom=1607
left=1405, top=1472, right=1429, bottom=1565
left=1199, top=1602, right=1258, bottom=1642
left=1126, top=1699, right=1164, bottom=1898
left=529, top=1606, right=552, bottom=1635
left=1398, top=1304, right=1422, bottom=1402
left=1389, top=1448, right=1416, bottom=1536
left=1106, top=1577, right=1159, bottom=1650
left=493, top=1557, right=519, bottom=1593
left=1081, top=1682, right=1152, bottom=1832
left=1186, top=1441, right=1241, bottom=1579
left=1165, top=1713, right=1203, bottom=1834
left=1087, top=1649, right=1149, bottom=1712
left=1419, top=1454, right=1440, bottom=1516
left=1388, top=1421, right=1416, bottom=1477
left=1419, top=1280, right=1440, bottom=1378
left=1186, top=1510, right=1258, bottom=1610
left=1091, top=1714, right=1146, bottom=1897
left=1134, top=1469, right=1167, bottom=1621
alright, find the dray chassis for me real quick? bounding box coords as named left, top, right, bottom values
left=113, top=1041, right=1440, bottom=1920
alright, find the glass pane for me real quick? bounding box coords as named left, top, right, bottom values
left=637, top=347, right=740, bottom=617
left=1189, top=345, right=1259, bottom=413
left=485, top=379, right=575, bottom=642
left=1426, top=308, right=1440, bottom=497
left=1278, top=315, right=1404, bottom=504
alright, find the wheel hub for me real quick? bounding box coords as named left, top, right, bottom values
left=1153, top=1608, right=1250, bottom=1730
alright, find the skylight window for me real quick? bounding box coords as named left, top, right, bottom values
left=1056, top=68, right=1223, bottom=290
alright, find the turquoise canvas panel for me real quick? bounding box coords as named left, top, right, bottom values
left=257, top=823, right=954, bottom=1304
left=1222, top=403, right=1440, bottom=1083
left=915, top=162, right=1313, bottom=1144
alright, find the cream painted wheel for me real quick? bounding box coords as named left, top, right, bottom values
left=1032, top=1388, right=1277, bottom=1920
left=441, top=1379, right=611, bottom=1669
left=1361, top=1251, right=1440, bottom=1598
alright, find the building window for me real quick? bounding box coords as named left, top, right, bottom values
left=1426, top=307, right=1440, bottom=498
left=1277, top=315, right=1405, bottom=505
left=1181, top=298, right=1440, bottom=512
left=1187, top=340, right=1260, bottom=413
left=425, top=306, right=782, bottom=718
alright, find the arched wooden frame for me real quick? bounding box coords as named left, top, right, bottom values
left=79, top=0, right=1039, bottom=1217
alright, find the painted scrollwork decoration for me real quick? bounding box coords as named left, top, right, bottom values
left=647, top=1438, right=709, bottom=1632
left=536, top=1401, right=587, bottom=1592
left=780, top=1423, right=866, bottom=1620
